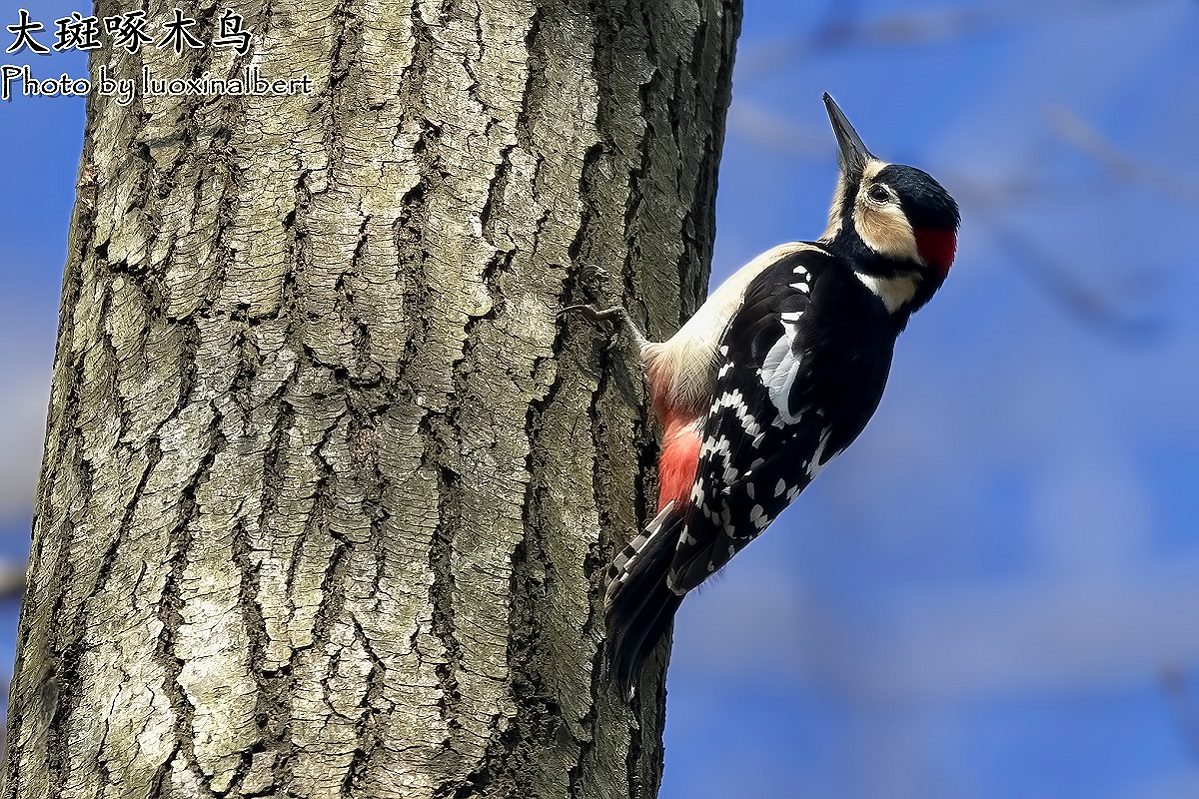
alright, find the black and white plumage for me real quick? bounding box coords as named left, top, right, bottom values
left=668, top=247, right=896, bottom=591
left=600, top=94, right=961, bottom=695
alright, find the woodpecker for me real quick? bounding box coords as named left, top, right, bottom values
left=573, top=94, right=960, bottom=695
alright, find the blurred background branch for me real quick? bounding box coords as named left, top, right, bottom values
left=1047, top=105, right=1199, bottom=206
left=739, top=0, right=1171, bottom=77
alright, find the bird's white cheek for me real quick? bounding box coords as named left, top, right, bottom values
left=853, top=202, right=922, bottom=264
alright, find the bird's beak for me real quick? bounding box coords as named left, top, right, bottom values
left=823, top=93, right=872, bottom=182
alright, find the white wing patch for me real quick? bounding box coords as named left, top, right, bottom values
left=760, top=323, right=804, bottom=424
left=756, top=266, right=813, bottom=424
left=789, top=265, right=810, bottom=293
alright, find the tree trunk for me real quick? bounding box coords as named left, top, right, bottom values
left=3, top=0, right=738, bottom=796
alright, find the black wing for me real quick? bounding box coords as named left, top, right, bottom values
left=667, top=246, right=893, bottom=592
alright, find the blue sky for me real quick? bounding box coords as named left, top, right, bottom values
left=2, top=1, right=1198, bottom=797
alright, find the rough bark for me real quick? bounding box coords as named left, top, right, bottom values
left=3, top=0, right=738, bottom=797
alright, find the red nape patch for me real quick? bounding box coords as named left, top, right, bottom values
left=914, top=229, right=957, bottom=278
left=658, top=414, right=702, bottom=509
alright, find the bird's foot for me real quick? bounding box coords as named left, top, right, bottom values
left=559, top=304, right=650, bottom=350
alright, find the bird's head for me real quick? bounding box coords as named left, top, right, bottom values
left=819, top=93, right=960, bottom=315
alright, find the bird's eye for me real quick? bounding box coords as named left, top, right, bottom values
left=867, top=185, right=891, bottom=203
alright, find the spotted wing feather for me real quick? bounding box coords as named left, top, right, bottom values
left=668, top=247, right=891, bottom=592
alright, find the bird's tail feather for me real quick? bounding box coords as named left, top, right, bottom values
left=605, top=503, right=687, bottom=696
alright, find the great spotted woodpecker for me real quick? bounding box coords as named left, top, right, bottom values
left=572, top=94, right=960, bottom=695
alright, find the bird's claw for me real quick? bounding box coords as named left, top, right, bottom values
left=559, top=304, right=626, bottom=325
left=560, top=304, right=650, bottom=351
